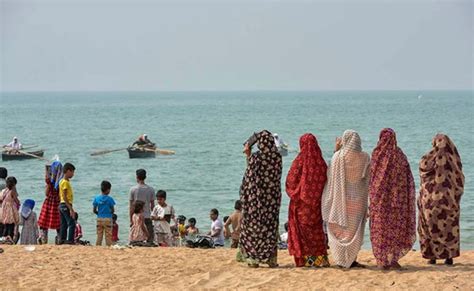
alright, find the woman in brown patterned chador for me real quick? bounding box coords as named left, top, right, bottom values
left=418, top=134, right=464, bottom=265
left=238, top=130, right=282, bottom=268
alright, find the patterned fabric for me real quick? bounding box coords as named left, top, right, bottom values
left=20, top=211, right=39, bottom=245
left=129, top=213, right=148, bottom=242
left=369, top=128, right=416, bottom=267
left=285, top=133, right=328, bottom=267
left=418, top=134, right=464, bottom=259
left=239, top=130, right=282, bottom=264
left=1, top=188, right=20, bottom=225
left=322, top=130, right=370, bottom=268
left=38, top=178, right=61, bottom=230
left=294, top=255, right=330, bottom=267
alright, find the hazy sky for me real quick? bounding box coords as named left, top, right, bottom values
left=1, top=0, right=472, bottom=91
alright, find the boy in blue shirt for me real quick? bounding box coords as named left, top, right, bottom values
left=92, top=180, right=115, bottom=246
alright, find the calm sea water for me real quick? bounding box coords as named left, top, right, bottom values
left=0, top=91, right=472, bottom=249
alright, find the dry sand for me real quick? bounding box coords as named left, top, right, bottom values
left=0, top=245, right=472, bottom=290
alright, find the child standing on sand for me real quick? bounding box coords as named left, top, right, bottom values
left=92, top=181, right=115, bottom=246
left=58, top=163, right=76, bottom=244
left=19, top=199, right=39, bottom=245
left=151, top=190, right=175, bottom=246
left=112, top=214, right=119, bottom=243
left=224, top=200, right=242, bottom=248
left=1, top=177, right=20, bottom=240
left=129, top=201, right=148, bottom=244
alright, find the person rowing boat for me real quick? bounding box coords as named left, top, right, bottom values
left=132, top=134, right=156, bottom=150
left=3, top=137, right=23, bottom=154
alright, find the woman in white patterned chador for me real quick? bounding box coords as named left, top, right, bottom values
left=322, top=130, right=370, bottom=268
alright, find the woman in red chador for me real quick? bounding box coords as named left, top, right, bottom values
left=285, top=133, right=329, bottom=267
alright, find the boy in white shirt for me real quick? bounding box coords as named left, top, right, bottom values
left=150, top=190, right=175, bottom=246
left=208, top=208, right=225, bottom=247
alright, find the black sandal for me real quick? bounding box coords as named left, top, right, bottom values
left=350, top=261, right=366, bottom=268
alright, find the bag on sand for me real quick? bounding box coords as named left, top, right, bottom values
left=186, top=235, right=214, bottom=249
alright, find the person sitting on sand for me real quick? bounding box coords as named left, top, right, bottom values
left=151, top=190, right=175, bottom=247
left=19, top=199, right=39, bottom=245
left=129, top=201, right=149, bottom=244
left=224, top=200, right=242, bottom=248
left=186, top=218, right=199, bottom=238
left=208, top=209, right=225, bottom=247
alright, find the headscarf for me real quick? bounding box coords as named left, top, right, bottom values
left=50, top=160, right=63, bottom=190
left=418, top=134, right=464, bottom=258
left=321, top=129, right=370, bottom=268
left=21, top=199, right=35, bottom=219
left=419, top=134, right=464, bottom=194
left=322, top=129, right=367, bottom=227
left=286, top=133, right=327, bottom=205
left=240, top=130, right=282, bottom=263
left=369, top=128, right=416, bottom=266
left=285, top=133, right=327, bottom=258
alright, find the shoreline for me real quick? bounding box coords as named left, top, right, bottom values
left=0, top=245, right=472, bottom=290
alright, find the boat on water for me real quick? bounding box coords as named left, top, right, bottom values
left=2, top=150, right=45, bottom=161
left=127, top=147, right=156, bottom=159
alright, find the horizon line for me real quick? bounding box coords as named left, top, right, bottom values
left=1, top=89, right=473, bottom=94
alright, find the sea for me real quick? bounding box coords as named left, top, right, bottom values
left=0, top=90, right=472, bottom=249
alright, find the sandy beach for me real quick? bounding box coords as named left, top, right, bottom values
left=0, top=245, right=472, bottom=290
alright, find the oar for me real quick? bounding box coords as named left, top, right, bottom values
left=22, top=145, right=38, bottom=150
left=90, top=148, right=128, bottom=156
left=143, top=148, right=176, bottom=155
left=3, top=146, right=50, bottom=162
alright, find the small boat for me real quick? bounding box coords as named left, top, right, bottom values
left=278, top=146, right=288, bottom=157
left=127, top=147, right=156, bottom=159
left=2, top=150, right=45, bottom=161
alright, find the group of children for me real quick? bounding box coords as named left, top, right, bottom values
left=129, top=188, right=243, bottom=248
left=0, top=165, right=242, bottom=249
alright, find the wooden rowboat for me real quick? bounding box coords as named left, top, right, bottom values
left=127, top=147, right=156, bottom=159
left=2, top=150, right=45, bottom=161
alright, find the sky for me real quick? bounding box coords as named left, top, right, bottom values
left=0, top=0, right=472, bottom=91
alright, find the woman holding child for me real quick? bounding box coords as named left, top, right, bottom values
left=285, top=133, right=329, bottom=267
left=238, top=130, right=282, bottom=268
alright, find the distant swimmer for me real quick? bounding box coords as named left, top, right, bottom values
left=132, top=134, right=156, bottom=149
